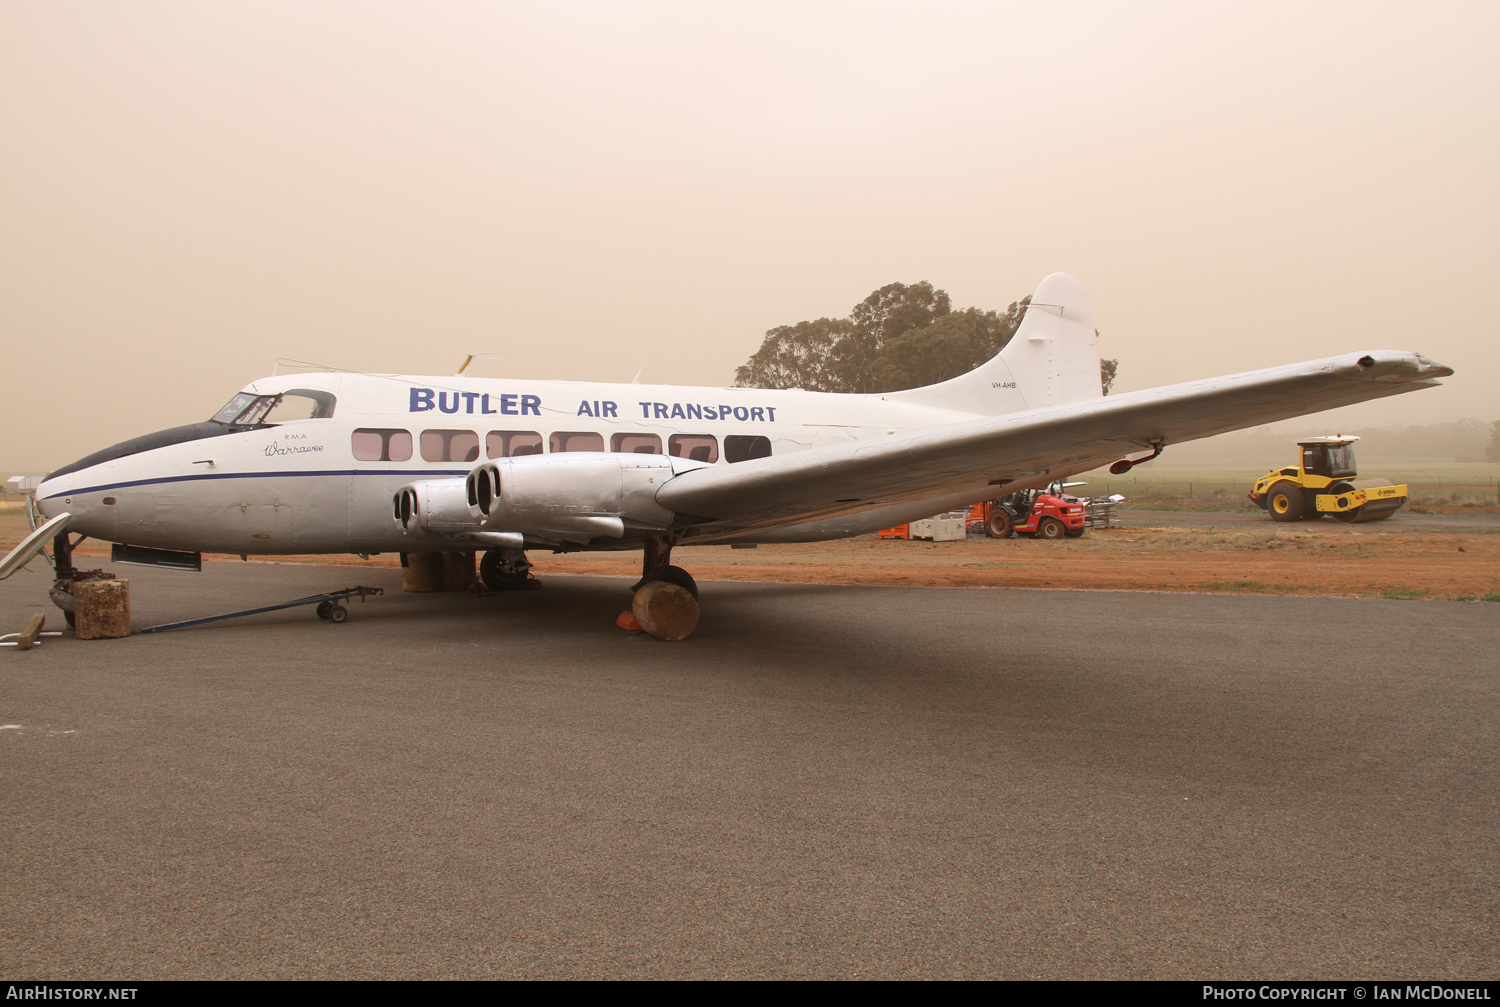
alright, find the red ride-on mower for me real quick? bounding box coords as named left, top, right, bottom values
left=986, top=487, right=1087, bottom=540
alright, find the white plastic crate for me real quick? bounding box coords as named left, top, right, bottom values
left=909, top=511, right=968, bottom=541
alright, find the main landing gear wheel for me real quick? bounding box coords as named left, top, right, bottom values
left=1267, top=481, right=1304, bottom=523
left=480, top=549, right=532, bottom=591
left=644, top=564, right=698, bottom=599
left=986, top=509, right=1014, bottom=539
left=628, top=564, right=700, bottom=641
left=627, top=537, right=699, bottom=641
left=1036, top=517, right=1065, bottom=540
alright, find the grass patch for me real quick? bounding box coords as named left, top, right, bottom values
left=1193, top=581, right=1329, bottom=595
left=1379, top=587, right=1432, bottom=600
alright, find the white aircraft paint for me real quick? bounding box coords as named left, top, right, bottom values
left=30, top=274, right=1451, bottom=570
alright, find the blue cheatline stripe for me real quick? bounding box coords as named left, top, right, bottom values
left=39, top=468, right=472, bottom=500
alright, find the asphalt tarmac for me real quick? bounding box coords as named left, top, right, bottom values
left=2, top=561, right=1496, bottom=979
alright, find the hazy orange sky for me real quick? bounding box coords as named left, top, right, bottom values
left=3, top=1, right=1496, bottom=471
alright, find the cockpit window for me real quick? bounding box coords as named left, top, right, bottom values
left=210, top=389, right=336, bottom=426
left=212, top=393, right=258, bottom=424
left=264, top=390, right=336, bottom=421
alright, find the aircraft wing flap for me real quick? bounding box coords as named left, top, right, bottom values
left=656, top=350, right=1450, bottom=531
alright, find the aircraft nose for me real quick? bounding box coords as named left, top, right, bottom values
left=35, top=482, right=66, bottom=519
left=35, top=478, right=106, bottom=539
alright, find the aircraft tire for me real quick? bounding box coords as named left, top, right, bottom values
left=986, top=509, right=1014, bottom=539
left=645, top=564, right=699, bottom=600
left=1267, top=481, right=1305, bottom=522
left=480, top=549, right=531, bottom=591
left=1037, top=517, right=1065, bottom=540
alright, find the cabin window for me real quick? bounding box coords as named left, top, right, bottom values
left=725, top=435, right=772, bottom=463
left=549, top=431, right=605, bottom=453
left=611, top=433, right=663, bottom=455
left=421, top=429, right=480, bottom=463
left=668, top=434, right=719, bottom=463
left=211, top=389, right=336, bottom=425
left=352, top=428, right=413, bottom=462
left=486, top=431, right=544, bottom=458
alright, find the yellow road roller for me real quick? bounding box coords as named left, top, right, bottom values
left=1249, top=436, right=1408, bottom=523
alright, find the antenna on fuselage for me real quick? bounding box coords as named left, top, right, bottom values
left=273, top=358, right=345, bottom=375
left=456, top=352, right=516, bottom=376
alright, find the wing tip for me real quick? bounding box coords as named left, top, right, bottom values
left=1350, top=351, right=1453, bottom=382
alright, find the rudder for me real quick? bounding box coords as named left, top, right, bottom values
left=888, top=272, right=1101, bottom=416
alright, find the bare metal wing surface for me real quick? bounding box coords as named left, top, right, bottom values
left=654, top=350, right=1451, bottom=539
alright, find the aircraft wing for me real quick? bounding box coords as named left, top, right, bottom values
left=656, top=350, right=1451, bottom=538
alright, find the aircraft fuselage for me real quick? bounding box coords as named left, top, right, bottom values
left=36, top=370, right=1017, bottom=556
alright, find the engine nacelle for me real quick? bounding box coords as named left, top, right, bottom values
left=465, top=452, right=681, bottom=543
left=392, top=476, right=474, bottom=538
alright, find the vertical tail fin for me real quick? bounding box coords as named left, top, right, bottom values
left=888, top=272, right=1101, bottom=416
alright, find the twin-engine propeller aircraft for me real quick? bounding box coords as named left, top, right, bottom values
left=18, top=273, right=1452, bottom=638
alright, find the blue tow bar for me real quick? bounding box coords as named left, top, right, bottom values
left=140, top=586, right=384, bottom=633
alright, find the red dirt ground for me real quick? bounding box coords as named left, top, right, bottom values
left=6, top=509, right=1494, bottom=602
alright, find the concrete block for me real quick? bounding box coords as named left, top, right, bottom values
left=74, top=579, right=130, bottom=639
